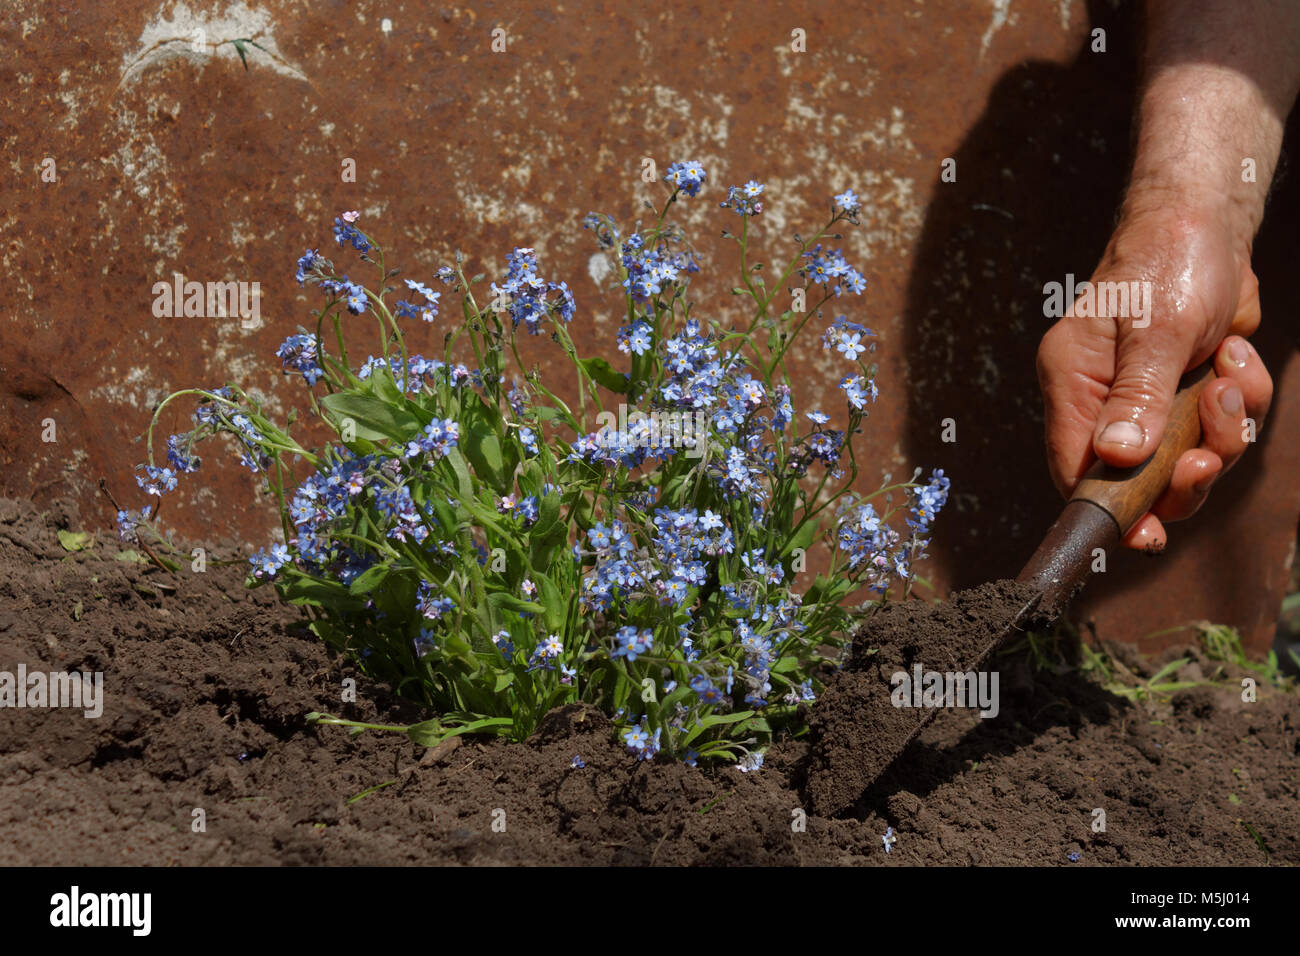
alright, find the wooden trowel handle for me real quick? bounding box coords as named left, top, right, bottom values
left=1070, top=360, right=1215, bottom=535
left=1017, top=360, right=1216, bottom=611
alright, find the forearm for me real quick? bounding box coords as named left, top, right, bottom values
left=1124, top=0, right=1300, bottom=248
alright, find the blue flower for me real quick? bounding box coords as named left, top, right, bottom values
left=624, top=724, right=650, bottom=751
left=526, top=633, right=564, bottom=672
left=837, top=332, right=866, bottom=361
left=416, top=580, right=456, bottom=620
left=689, top=674, right=724, bottom=705
left=516, top=495, right=539, bottom=526
left=571, top=754, right=585, bottom=769
left=491, top=630, right=515, bottom=660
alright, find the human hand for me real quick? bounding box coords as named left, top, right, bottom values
left=1036, top=201, right=1272, bottom=550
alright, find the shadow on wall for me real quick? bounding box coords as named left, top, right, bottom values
left=901, top=0, right=1300, bottom=623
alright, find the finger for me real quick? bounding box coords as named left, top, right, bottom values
left=1127, top=334, right=1270, bottom=528
left=1037, top=320, right=1112, bottom=496
left=1148, top=447, right=1223, bottom=523
left=1226, top=267, right=1261, bottom=338
left=1121, top=512, right=1167, bottom=552
left=1196, top=377, right=1250, bottom=473
left=1092, top=326, right=1189, bottom=469
left=1214, top=335, right=1273, bottom=437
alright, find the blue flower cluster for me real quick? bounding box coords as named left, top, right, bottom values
left=135, top=464, right=176, bottom=497
left=354, top=353, right=477, bottom=395
left=822, top=315, right=874, bottom=363
left=319, top=275, right=369, bottom=315
left=416, top=579, right=456, bottom=620
left=660, top=320, right=736, bottom=409
left=296, top=248, right=324, bottom=285
left=276, top=333, right=324, bottom=386
left=404, top=418, right=459, bottom=462
left=619, top=234, right=697, bottom=301
left=251, top=542, right=290, bottom=579
left=396, top=278, right=441, bottom=323
left=835, top=469, right=949, bottom=592
left=664, top=160, right=707, bottom=197
left=165, top=433, right=200, bottom=473
left=491, top=247, right=575, bottom=335
left=623, top=720, right=662, bottom=760
left=907, top=469, right=950, bottom=534
left=720, top=180, right=764, bottom=217
left=802, top=244, right=867, bottom=297
left=332, top=211, right=371, bottom=254
left=126, top=173, right=952, bottom=770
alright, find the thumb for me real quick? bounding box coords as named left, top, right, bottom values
left=1092, top=332, right=1190, bottom=468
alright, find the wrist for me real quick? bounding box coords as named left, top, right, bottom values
left=1124, top=63, right=1283, bottom=253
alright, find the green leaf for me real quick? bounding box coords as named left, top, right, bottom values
left=579, top=357, right=630, bottom=395
left=779, top=518, right=819, bottom=563
left=681, top=709, right=756, bottom=747
left=407, top=716, right=513, bottom=747
left=114, top=549, right=149, bottom=564
left=1148, top=657, right=1190, bottom=686
left=348, top=564, right=390, bottom=595
left=369, top=365, right=409, bottom=407
left=461, top=402, right=506, bottom=489
left=347, top=780, right=397, bottom=805
left=405, top=718, right=446, bottom=747
left=487, top=591, right=545, bottom=615
left=320, top=392, right=419, bottom=443
left=528, top=492, right=564, bottom=547
left=57, top=530, right=93, bottom=552
left=771, top=656, right=801, bottom=674
left=443, top=448, right=476, bottom=500
left=282, top=575, right=366, bottom=610
left=538, top=575, right=565, bottom=631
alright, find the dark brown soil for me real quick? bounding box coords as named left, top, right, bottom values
left=805, top=579, right=1043, bottom=814
left=1, top=498, right=1295, bottom=865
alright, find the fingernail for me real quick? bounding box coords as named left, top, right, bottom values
left=1098, top=420, right=1144, bottom=449
left=1219, top=385, right=1243, bottom=416
left=1227, top=338, right=1249, bottom=367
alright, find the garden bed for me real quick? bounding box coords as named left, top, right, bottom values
left=0, top=498, right=1294, bottom=866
